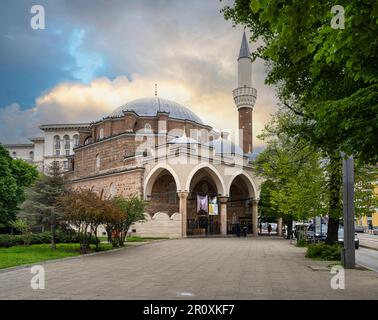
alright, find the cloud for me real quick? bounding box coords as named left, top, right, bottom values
left=0, top=0, right=279, bottom=148
left=1, top=71, right=277, bottom=148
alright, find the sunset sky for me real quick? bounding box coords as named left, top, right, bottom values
left=0, top=0, right=278, bottom=149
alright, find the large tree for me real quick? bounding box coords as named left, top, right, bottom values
left=20, top=161, right=67, bottom=249
left=0, top=144, right=39, bottom=226
left=222, top=0, right=378, bottom=243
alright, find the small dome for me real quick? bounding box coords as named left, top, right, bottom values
left=169, top=136, right=199, bottom=144
left=206, top=139, right=244, bottom=156
left=109, top=97, right=204, bottom=125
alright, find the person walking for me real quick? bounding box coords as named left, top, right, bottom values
left=259, top=222, right=263, bottom=235
left=268, top=224, right=272, bottom=236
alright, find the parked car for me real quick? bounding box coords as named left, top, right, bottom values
left=354, top=225, right=365, bottom=233
left=337, top=228, right=359, bottom=249
left=306, top=223, right=327, bottom=241
left=293, top=223, right=310, bottom=239
left=370, top=228, right=378, bottom=235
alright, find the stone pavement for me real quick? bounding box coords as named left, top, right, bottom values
left=1, top=237, right=378, bottom=300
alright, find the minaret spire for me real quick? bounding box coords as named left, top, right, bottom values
left=232, top=30, right=257, bottom=156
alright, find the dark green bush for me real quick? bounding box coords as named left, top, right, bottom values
left=296, top=239, right=308, bottom=247
left=306, top=243, right=341, bottom=261
left=0, top=229, right=98, bottom=247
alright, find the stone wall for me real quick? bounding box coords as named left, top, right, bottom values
left=130, top=212, right=182, bottom=239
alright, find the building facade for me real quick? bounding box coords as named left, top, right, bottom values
left=67, top=32, right=262, bottom=238
left=3, top=32, right=263, bottom=239
left=3, top=123, right=90, bottom=172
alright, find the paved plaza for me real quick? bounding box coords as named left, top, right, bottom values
left=1, top=237, right=378, bottom=300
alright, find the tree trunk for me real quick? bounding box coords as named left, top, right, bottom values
left=51, top=213, right=56, bottom=250
left=286, top=218, right=293, bottom=239
left=325, top=154, right=342, bottom=244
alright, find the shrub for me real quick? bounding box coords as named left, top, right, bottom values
left=0, top=230, right=97, bottom=248
left=296, top=239, right=308, bottom=247
left=306, top=243, right=341, bottom=261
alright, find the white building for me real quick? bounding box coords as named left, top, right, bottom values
left=3, top=123, right=90, bottom=173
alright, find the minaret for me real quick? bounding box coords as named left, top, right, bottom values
left=233, top=31, right=257, bottom=156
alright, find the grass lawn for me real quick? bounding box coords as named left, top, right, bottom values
left=0, top=243, right=113, bottom=270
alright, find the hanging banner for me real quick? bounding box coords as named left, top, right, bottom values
left=208, top=196, right=218, bottom=215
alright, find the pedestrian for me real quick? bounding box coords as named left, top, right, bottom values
left=268, top=224, right=272, bottom=236
left=259, top=222, right=263, bottom=235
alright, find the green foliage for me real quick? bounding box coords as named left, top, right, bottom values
left=306, top=243, right=341, bottom=261
left=222, top=0, right=378, bottom=163
left=10, top=218, right=31, bottom=245
left=0, top=230, right=98, bottom=248
left=113, top=195, right=146, bottom=246
left=0, top=145, right=39, bottom=225
left=354, top=164, right=378, bottom=218
left=296, top=239, right=308, bottom=248
left=254, top=112, right=327, bottom=222
left=20, top=161, right=67, bottom=249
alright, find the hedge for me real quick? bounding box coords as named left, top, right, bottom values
left=306, top=243, right=341, bottom=261
left=0, top=230, right=98, bottom=248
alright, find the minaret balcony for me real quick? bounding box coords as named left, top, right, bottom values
left=232, top=86, right=257, bottom=110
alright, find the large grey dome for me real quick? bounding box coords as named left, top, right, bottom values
left=109, top=97, right=204, bottom=125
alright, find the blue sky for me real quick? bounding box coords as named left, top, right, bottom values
left=0, top=0, right=277, bottom=145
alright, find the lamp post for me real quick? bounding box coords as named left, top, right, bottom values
left=342, top=153, right=355, bottom=269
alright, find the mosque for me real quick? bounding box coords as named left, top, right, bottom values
left=6, top=32, right=263, bottom=238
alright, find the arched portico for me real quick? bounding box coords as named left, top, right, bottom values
left=185, top=165, right=227, bottom=236
left=227, top=172, right=259, bottom=235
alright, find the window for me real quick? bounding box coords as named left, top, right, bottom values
left=110, top=183, right=116, bottom=198
left=53, top=135, right=60, bottom=156
left=168, top=182, right=177, bottom=204
left=73, top=134, right=79, bottom=147
left=63, top=135, right=70, bottom=156
left=95, top=154, right=100, bottom=169
left=29, top=151, right=34, bottom=160
left=99, top=128, right=104, bottom=139
left=63, top=161, right=68, bottom=170
left=145, top=123, right=152, bottom=133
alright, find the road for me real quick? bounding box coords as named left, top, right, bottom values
left=358, top=233, right=378, bottom=250
left=356, top=247, right=378, bottom=272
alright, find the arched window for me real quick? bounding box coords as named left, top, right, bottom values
left=73, top=134, right=79, bottom=147
left=110, top=183, right=116, bottom=198
left=29, top=151, right=34, bottom=160
left=168, top=182, right=177, bottom=204
left=95, top=154, right=100, bottom=169
left=63, top=135, right=70, bottom=156
left=53, top=135, right=60, bottom=156
left=99, top=128, right=104, bottom=139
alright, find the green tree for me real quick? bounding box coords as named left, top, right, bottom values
left=254, top=112, right=327, bottom=237
left=354, top=165, right=378, bottom=219
left=222, top=0, right=378, bottom=242
left=0, top=144, right=39, bottom=225
left=21, top=161, right=66, bottom=250
left=113, top=195, right=146, bottom=245
left=10, top=218, right=31, bottom=245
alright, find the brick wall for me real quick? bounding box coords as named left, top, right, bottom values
left=238, top=107, right=252, bottom=154
left=70, top=169, right=144, bottom=199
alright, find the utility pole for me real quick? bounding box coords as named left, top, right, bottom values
left=342, top=154, right=355, bottom=269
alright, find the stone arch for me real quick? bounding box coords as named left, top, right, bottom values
left=185, top=163, right=226, bottom=196
left=144, top=163, right=181, bottom=199
left=226, top=171, right=258, bottom=199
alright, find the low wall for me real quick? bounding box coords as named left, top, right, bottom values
left=130, top=212, right=182, bottom=239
